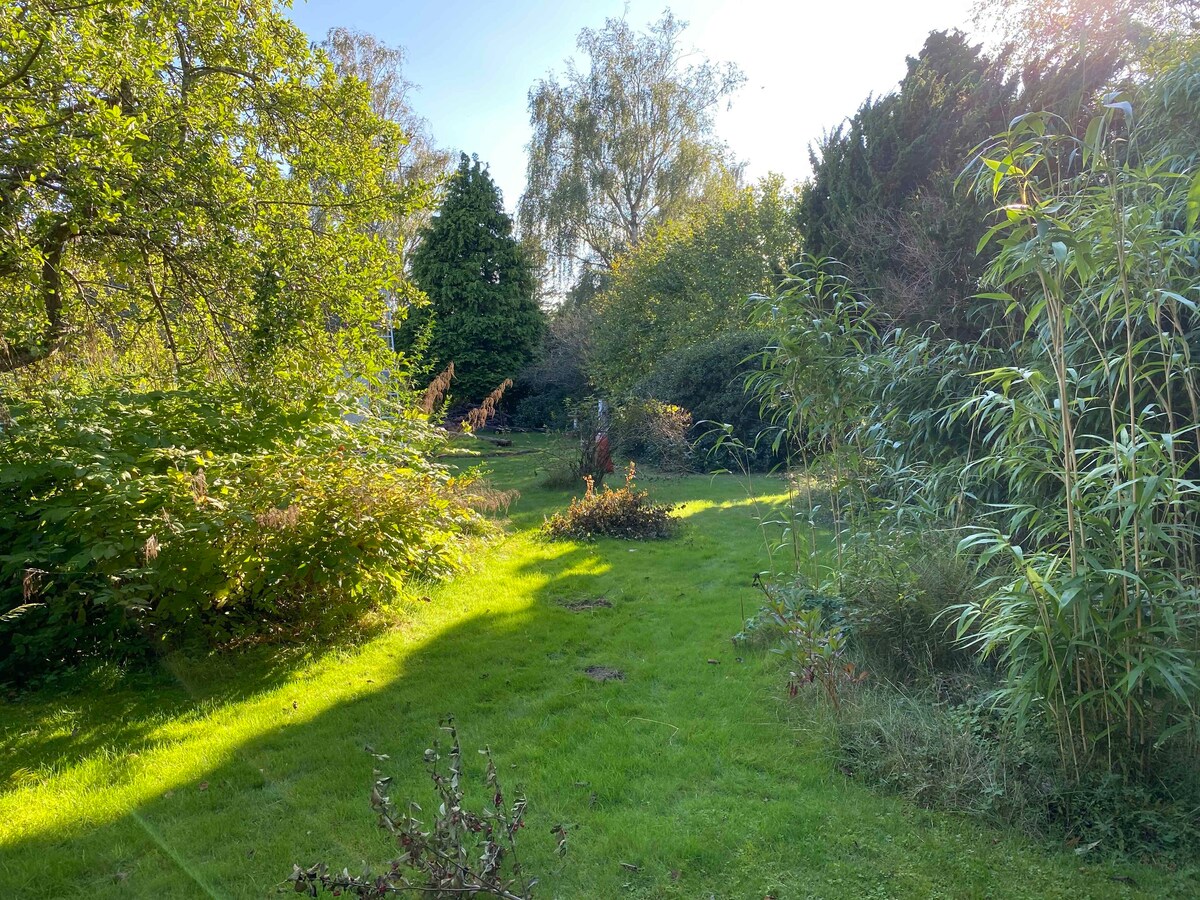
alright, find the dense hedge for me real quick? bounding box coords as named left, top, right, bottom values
left=631, top=328, right=780, bottom=470
left=0, top=384, right=473, bottom=682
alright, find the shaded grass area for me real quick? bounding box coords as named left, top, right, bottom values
left=1, top=434, right=1193, bottom=897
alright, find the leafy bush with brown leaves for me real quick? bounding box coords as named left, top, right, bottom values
left=542, top=463, right=677, bottom=540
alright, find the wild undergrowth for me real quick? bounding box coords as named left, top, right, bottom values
left=736, top=53, right=1200, bottom=865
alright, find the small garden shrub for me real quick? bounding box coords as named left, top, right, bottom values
left=734, top=579, right=845, bottom=648
left=291, top=718, right=556, bottom=898
left=610, top=398, right=693, bottom=473
left=736, top=578, right=862, bottom=709
left=0, top=384, right=474, bottom=682
left=543, top=463, right=677, bottom=540
left=539, top=399, right=614, bottom=490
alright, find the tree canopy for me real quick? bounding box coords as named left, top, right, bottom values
left=322, top=27, right=452, bottom=262
left=798, top=30, right=1016, bottom=333
left=519, top=10, right=744, bottom=278
left=589, top=177, right=798, bottom=394
left=1, top=0, right=425, bottom=377
left=975, top=0, right=1200, bottom=72
left=410, top=154, right=544, bottom=403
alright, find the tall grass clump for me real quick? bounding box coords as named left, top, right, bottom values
left=952, top=100, right=1200, bottom=777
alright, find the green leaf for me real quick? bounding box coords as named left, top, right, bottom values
left=1187, top=168, right=1200, bottom=232
left=1082, top=116, right=1103, bottom=166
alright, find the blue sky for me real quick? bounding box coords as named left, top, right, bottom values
left=288, top=1, right=977, bottom=213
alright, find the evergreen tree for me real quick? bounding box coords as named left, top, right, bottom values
left=409, top=154, right=544, bottom=403
left=798, top=31, right=1016, bottom=335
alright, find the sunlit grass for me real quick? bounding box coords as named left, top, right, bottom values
left=0, top=434, right=1190, bottom=898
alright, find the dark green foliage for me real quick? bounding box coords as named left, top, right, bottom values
left=796, top=17, right=1195, bottom=338
left=543, top=463, right=676, bottom=540
left=410, top=154, right=544, bottom=403
left=798, top=30, right=1016, bottom=333
left=632, top=329, right=779, bottom=470
left=0, top=383, right=471, bottom=682
left=511, top=305, right=592, bottom=430
left=748, top=49, right=1200, bottom=862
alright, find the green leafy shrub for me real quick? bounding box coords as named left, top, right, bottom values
left=0, top=384, right=474, bottom=682
left=542, top=463, right=676, bottom=540
left=512, top=390, right=573, bottom=432
left=291, top=718, right=553, bottom=898
left=610, top=398, right=693, bottom=473
left=632, top=329, right=779, bottom=470
left=837, top=529, right=978, bottom=679
left=734, top=580, right=844, bottom=648
left=736, top=578, right=863, bottom=709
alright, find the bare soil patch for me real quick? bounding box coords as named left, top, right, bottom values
left=558, top=597, right=612, bottom=611
left=583, top=666, right=624, bottom=682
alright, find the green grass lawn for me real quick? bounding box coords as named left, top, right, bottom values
left=1, top=434, right=1194, bottom=898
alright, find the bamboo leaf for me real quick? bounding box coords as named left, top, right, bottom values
left=1187, top=168, right=1200, bottom=232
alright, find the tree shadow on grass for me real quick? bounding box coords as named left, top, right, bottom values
left=0, top=499, right=772, bottom=897
left=3, top=496, right=1162, bottom=899
left=0, top=466, right=592, bottom=787
left=0, top=611, right=419, bottom=786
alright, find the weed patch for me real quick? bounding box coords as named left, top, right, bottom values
left=557, top=597, right=612, bottom=611
left=292, top=718, right=549, bottom=898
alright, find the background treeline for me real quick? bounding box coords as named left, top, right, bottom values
left=510, top=2, right=1200, bottom=476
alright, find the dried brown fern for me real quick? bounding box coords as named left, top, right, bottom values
left=466, top=378, right=513, bottom=431
left=421, top=362, right=455, bottom=414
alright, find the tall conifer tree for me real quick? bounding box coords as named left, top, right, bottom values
left=410, top=154, right=544, bottom=402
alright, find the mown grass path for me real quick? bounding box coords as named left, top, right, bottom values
left=0, top=435, right=1191, bottom=898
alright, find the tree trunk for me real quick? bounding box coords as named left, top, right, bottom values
left=0, top=220, right=70, bottom=373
